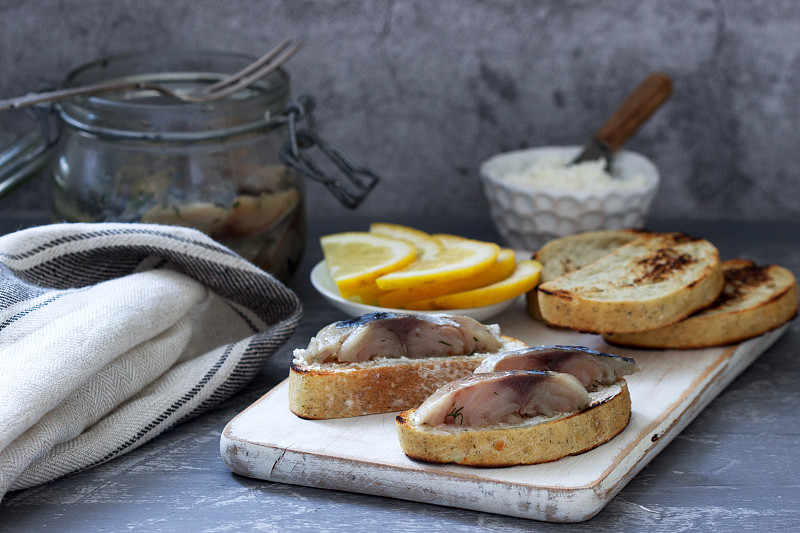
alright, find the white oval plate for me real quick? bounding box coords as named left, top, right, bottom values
left=309, top=260, right=517, bottom=322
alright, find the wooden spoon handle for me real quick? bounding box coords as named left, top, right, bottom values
left=593, top=72, right=673, bottom=151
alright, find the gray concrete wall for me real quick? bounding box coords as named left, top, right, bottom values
left=1, top=0, right=799, bottom=221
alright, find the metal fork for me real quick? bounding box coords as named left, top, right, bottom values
left=0, top=39, right=302, bottom=111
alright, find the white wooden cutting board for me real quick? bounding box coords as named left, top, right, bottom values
left=220, top=299, right=786, bottom=523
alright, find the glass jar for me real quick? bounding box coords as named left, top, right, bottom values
left=0, top=51, right=379, bottom=281
left=51, top=51, right=306, bottom=281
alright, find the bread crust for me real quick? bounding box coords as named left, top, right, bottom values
left=396, top=381, right=631, bottom=467
left=603, top=261, right=798, bottom=349
left=289, top=337, right=525, bottom=419
left=537, top=233, right=724, bottom=334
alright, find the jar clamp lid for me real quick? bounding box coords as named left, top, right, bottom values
left=280, top=95, right=379, bottom=208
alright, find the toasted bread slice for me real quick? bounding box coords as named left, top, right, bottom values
left=603, top=260, right=798, bottom=348
left=526, top=229, right=649, bottom=321
left=535, top=229, right=651, bottom=283
left=289, top=335, right=525, bottom=419
left=537, top=233, right=724, bottom=334
left=396, top=381, right=630, bottom=466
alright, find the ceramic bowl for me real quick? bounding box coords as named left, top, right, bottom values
left=480, top=146, right=659, bottom=251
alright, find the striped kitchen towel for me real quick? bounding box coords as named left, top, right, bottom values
left=0, top=223, right=302, bottom=499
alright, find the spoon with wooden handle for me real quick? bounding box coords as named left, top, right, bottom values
left=571, top=71, right=673, bottom=170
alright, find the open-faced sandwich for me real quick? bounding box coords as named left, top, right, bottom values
left=289, top=312, right=525, bottom=419
left=396, top=345, right=638, bottom=466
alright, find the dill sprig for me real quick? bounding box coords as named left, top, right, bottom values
left=445, top=402, right=465, bottom=426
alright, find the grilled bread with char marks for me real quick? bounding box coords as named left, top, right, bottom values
left=603, top=259, right=798, bottom=348
left=537, top=232, right=724, bottom=334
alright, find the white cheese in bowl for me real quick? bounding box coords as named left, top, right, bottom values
left=501, top=153, right=648, bottom=191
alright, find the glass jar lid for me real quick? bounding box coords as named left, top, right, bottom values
left=0, top=50, right=380, bottom=208
left=59, top=51, right=291, bottom=141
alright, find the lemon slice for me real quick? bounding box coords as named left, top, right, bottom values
left=377, top=248, right=517, bottom=308
left=369, top=222, right=444, bottom=260
left=432, top=233, right=470, bottom=248
left=347, top=284, right=388, bottom=306
left=320, top=232, right=416, bottom=298
left=406, top=259, right=542, bottom=310
left=375, top=238, right=500, bottom=290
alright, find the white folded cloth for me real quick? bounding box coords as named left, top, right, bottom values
left=0, top=223, right=302, bottom=500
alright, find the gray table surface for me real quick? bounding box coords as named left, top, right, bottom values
left=1, top=213, right=798, bottom=532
